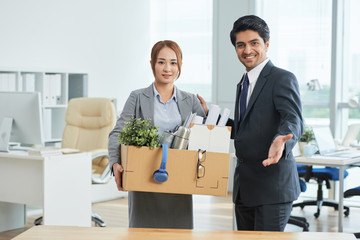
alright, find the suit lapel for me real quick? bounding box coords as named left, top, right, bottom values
left=140, top=84, right=155, bottom=125
left=234, top=79, right=242, bottom=133
left=240, top=60, right=274, bottom=128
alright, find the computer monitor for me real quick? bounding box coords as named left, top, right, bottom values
left=0, top=92, right=44, bottom=152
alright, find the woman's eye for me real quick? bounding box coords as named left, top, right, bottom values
left=171, top=62, right=177, bottom=65
left=158, top=61, right=164, bottom=64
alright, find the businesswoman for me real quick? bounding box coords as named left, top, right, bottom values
left=108, top=40, right=206, bottom=229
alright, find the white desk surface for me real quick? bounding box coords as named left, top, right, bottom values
left=295, top=154, right=360, bottom=232
left=0, top=150, right=87, bottom=160
left=13, top=226, right=357, bottom=240
left=296, top=155, right=360, bottom=166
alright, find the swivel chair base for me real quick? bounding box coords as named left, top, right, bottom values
left=34, top=216, right=43, bottom=226
left=287, top=216, right=309, bottom=231
left=92, top=212, right=106, bottom=227
left=292, top=199, right=350, bottom=218
left=34, top=213, right=107, bottom=227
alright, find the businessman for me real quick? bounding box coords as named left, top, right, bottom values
left=226, top=15, right=303, bottom=231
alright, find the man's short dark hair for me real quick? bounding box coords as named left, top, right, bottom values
left=230, top=15, right=270, bottom=46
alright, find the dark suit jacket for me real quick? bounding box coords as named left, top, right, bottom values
left=231, top=60, right=304, bottom=207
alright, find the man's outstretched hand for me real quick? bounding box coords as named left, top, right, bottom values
left=262, top=134, right=293, bottom=167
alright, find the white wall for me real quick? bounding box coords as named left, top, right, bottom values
left=0, top=0, right=256, bottom=112
left=212, top=0, right=255, bottom=113
left=0, top=0, right=151, bottom=112
left=212, top=1, right=256, bottom=175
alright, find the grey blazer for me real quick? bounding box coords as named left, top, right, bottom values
left=108, top=84, right=206, bottom=229
left=108, top=83, right=206, bottom=170
left=232, top=60, right=304, bottom=207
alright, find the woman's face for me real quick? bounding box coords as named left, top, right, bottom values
left=153, top=47, right=179, bottom=84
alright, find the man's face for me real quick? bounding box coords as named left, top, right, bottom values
left=235, top=30, right=269, bottom=71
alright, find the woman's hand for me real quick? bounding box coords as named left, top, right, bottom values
left=113, top=163, right=125, bottom=191
left=197, top=94, right=208, bottom=115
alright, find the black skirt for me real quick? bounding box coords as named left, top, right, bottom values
left=128, top=191, right=193, bottom=229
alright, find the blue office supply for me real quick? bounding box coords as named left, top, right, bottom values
left=153, top=144, right=169, bottom=183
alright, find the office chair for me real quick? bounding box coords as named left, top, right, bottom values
left=344, top=186, right=360, bottom=238
left=293, top=165, right=350, bottom=218
left=288, top=176, right=309, bottom=231
left=34, top=97, right=117, bottom=227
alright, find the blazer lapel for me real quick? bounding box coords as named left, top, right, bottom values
left=176, top=89, right=190, bottom=123
left=234, top=80, right=242, bottom=133
left=241, top=60, right=274, bottom=125
left=140, top=84, right=155, bottom=125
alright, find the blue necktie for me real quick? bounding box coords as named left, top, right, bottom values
left=239, top=73, right=249, bottom=124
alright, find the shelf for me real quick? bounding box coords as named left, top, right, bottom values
left=43, top=104, right=67, bottom=109
left=0, top=69, right=88, bottom=146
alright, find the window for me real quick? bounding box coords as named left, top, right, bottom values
left=343, top=0, right=360, bottom=123
left=256, top=0, right=332, bottom=126
left=150, top=0, right=213, bottom=101
left=256, top=0, right=360, bottom=202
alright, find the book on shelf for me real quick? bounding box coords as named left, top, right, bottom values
left=0, top=73, right=17, bottom=91
left=43, top=74, right=62, bottom=105
left=22, top=73, right=36, bottom=92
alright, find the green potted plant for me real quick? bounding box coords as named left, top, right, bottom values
left=118, top=116, right=162, bottom=148
left=298, top=126, right=315, bottom=155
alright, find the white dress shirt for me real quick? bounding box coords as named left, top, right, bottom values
left=244, top=58, right=270, bottom=107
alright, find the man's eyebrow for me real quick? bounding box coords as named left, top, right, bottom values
left=236, top=38, right=261, bottom=45
left=249, top=38, right=261, bottom=43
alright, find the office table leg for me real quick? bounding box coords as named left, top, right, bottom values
left=338, top=166, right=345, bottom=232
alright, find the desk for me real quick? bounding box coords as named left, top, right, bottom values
left=13, top=226, right=357, bottom=240
left=296, top=155, right=360, bottom=232
left=0, top=151, right=92, bottom=232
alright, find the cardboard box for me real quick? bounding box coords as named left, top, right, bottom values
left=188, top=124, right=231, bottom=153
left=121, top=144, right=230, bottom=196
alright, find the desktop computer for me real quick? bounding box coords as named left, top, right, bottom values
left=0, top=92, right=44, bottom=152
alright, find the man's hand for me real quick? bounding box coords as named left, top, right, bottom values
left=262, top=134, right=293, bottom=167
left=197, top=94, right=208, bottom=115
left=113, top=163, right=125, bottom=191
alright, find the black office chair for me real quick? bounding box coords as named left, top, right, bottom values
left=344, top=186, right=360, bottom=239
left=293, top=165, right=350, bottom=218
left=288, top=177, right=309, bottom=231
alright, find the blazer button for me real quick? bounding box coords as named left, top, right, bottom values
left=238, top=158, right=244, bottom=163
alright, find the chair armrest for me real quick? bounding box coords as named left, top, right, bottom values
left=90, top=149, right=112, bottom=184
left=91, top=149, right=108, bottom=158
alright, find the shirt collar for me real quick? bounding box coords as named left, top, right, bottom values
left=152, top=83, right=178, bottom=102
left=247, top=58, right=270, bottom=84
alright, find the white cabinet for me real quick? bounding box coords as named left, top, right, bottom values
left=0, top=70, right=88, bottom=145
